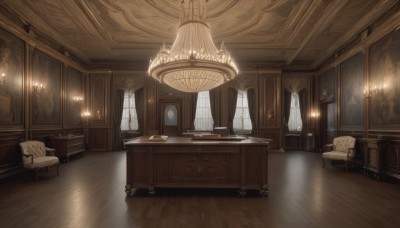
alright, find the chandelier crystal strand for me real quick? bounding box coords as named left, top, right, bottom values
left=148, top=0, right=238, bottom=93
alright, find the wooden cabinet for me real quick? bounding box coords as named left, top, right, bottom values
left=125, top=137, right=269, bottom=196
left=285, top=134, right=302, bottom=150
left=360, top=138, right=400, bottom=182
left=384, top=140, right=400, bottom=180
left=51, top=135, right=85, bottom=162
left=361, top=138, right=385, bottom=180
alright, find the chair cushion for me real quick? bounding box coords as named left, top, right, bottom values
left=23, top=156, right=59, bottom=169
left=322, top=151, right=350, bottom=161
left=20, top=141, right=46, bottom=158
left=333, top=136, right=355, bottom=154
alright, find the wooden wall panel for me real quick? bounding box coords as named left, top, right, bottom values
left=0, top=131, right=25, bottom=178
left=339, top=52, right=365, bottom=130
left=89, top=128, right=109, bottom=151
left=65, top=66, right=84, bottom=128
left=145, top=77, right=158, bottom=135
left=258, top=72, right=280, bottom=128
left=368, top=29, right=400, bottom=129
left=89, top=74, right=108, bottom=127
left=0, top=131, right=24, bottom=165
left=0, top=27, right=24, bottom=128
left=257, top=129, right=282, bottom=150
left=31, top=49, right=62, bottom=128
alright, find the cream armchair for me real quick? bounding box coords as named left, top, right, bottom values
left=19, top=141, right=60, bottom=180
left=322, top=136, right=356, bottom=171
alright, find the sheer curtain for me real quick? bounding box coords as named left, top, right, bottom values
left=121, top=91, right=139, bottom=131
left=194, top=91, right=214, bottom=130
left=287, top=92, right=303, bottom=131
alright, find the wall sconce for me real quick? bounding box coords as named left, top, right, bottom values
left=310, top=111, right=319, bottom=118
left=72, top=96, right=84, bottom=102
left=81, top=110, right=91, bottom=118
left=0, top=72, right=6, bottom=88
left=33, top=82, right=45, bottom=94
left=364, top=82, right=384, bottom=98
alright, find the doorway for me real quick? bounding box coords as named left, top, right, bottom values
left=160, top=99, right=181, bottom=136
left=320, top=101, right=336, bottom=152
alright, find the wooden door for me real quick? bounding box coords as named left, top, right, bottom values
left=320, top=101, right=336, bottom=152
left=160, top=99, right=181, bottom=136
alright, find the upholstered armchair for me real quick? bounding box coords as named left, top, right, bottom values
left=19, top=141, right=60, bottom=180
left=322, top=136, right=356, bottom=171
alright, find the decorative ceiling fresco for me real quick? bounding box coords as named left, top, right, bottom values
left=0, top=0, right=398, bottom=70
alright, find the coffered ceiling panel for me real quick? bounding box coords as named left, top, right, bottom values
left=1, top=0, right=398, bottom=70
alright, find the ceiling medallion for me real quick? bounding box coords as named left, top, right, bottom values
left=148, top=0, right=238, bottom=92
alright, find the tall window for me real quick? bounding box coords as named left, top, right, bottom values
left=121, top=90, right=138, bottom=131
left=288, top=92, right=302, bottom=131
left=233, top=89, right=252, bottom=134
left=194, top=91, right=214, bottom=130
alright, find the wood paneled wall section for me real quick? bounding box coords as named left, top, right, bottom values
left=87, top=73, right=111, bottom=151
left=0, top=16, right=86, bottom=177
left=0, top=132, right=24, bottom=173
left=316, top=9, right=400, bottom=150
left=257, top=70, right=282, bottom=150
left=145, top=77, right=158, bottom=135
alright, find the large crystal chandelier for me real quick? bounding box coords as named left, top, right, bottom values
left=148, top=0, right=238, bottom=93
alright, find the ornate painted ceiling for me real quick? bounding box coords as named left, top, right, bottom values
left=0, top=0, right=398, bottom=70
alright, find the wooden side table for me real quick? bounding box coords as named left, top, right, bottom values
left=51, top=135, right=85, bottom=162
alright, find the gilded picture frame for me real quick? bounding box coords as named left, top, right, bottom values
left=0, top=28, right=24, bottom=127
left=31, top=50, right=62, bottom=126
left=340, top=52, right=364, bottom=129
left=369, top=30, right=400, bottom=128
left=65, top=66, right=83, bottom=127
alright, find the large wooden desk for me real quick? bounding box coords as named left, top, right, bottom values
left=125, top=136, right=269, bottom=196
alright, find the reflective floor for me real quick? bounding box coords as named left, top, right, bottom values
left=1, top=150, right=400, bottom=228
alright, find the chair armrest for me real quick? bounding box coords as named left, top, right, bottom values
left=324, top=144, right=334, bottom=151
left=23, top=154, right=34, bottom=164
left=347, top=147, right=355, bottom=159
left=45, top=147, right=56, bottom=156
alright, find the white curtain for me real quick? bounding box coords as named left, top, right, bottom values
left=288, top=92, right=303, bottom=131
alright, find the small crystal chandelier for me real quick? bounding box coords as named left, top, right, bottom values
left=148, top=0, right=238, bottom=93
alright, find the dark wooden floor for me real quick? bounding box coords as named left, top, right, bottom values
left=1, top=150, right=400, bottom=228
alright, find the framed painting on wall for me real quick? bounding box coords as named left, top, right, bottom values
left=31, top=50, right=61, bottom=126
left=340, top=52, right=364, bottom=129
left=319, top=68, right=335, bottom=101
left=369, top=29, right=400, bottom=128
left=65, top=67, right=83, bottom=127
left=0, top=28, right=24, bottom=127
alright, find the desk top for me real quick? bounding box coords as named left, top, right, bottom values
left=124, top=136, right=270, bottom=146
